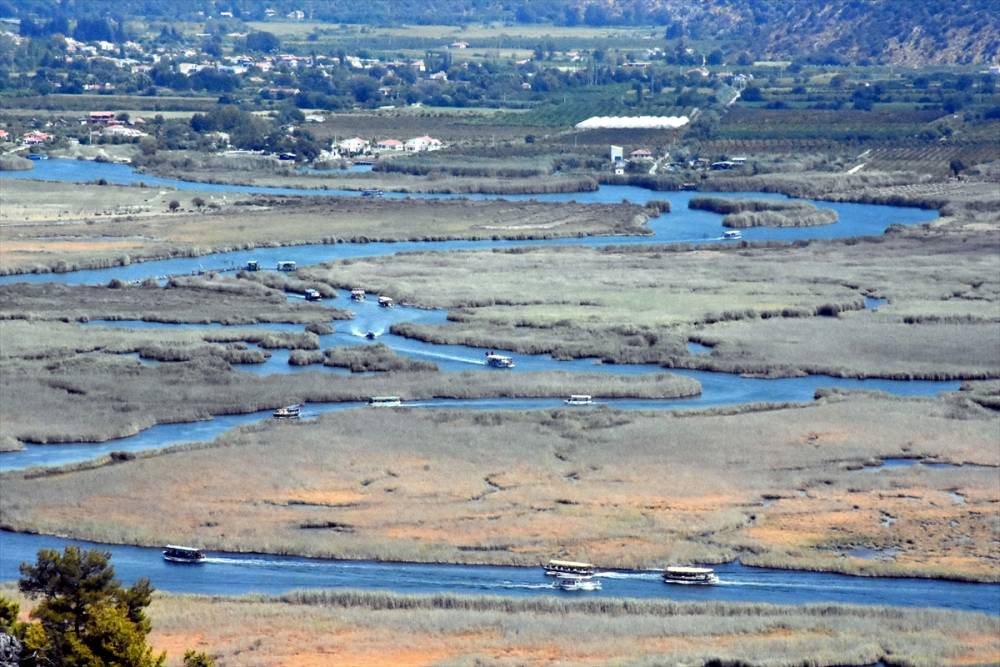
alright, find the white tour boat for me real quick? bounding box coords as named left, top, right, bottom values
left=556, top=574, right=602, bottom=591
left=378, top=296, right=394, bottom=308
left=351, top=288, right=366, bottom=301
left=722, top=230, right=743, bottom=240
left=662, top=566, right=719, bottom=585
left=368, top=396, right=402, bottom=407
left=564, top=394, right=593, bottom=406
left=162, top=545, right=206, bottom=564
left=276, top=260, right=297, bottom=271
left=273, top=404, right=302, bottom=419
left=544, top=559, right=596, bottom=577
left=485, top=352, right=515, bottom=368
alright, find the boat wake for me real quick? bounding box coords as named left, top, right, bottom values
left=392, top=347, right=487, bottom=365
left=594, top=571, right=660, bottom=580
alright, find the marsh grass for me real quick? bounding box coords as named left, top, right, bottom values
left=0, top=586, right=978, bottom=667
left=3, top=396, right=996, bottom=580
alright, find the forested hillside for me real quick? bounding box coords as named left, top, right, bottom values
left=3, top=0, right=998, bottom=65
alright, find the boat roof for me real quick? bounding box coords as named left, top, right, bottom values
left=547, top=559, right=594, bottom=568
left=164, top=545, right=202, bottom=552
left=665, top=566, right=714, bottom=574
left=569, top=395, right=592, bottom=399
left=369, top=396, right=400, bottom=401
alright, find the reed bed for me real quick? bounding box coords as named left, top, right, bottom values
left=3, top=396, right=997, bottom=581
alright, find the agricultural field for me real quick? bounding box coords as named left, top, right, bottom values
left=2, top=395, right=997, bottom=581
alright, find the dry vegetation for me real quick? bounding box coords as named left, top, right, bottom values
left=0, top=281, right=344, bottom=325
left=3, top=394, right=997, bottom=581
left=0, top=317, right=697, bottom=444
left=140, top=591, right=1000, bottom=667
left=301, top=231, right=1000, bottom=378
left=688, top=196, right=839, bottom=228
left=0, top=184, right=653, bottom=275
left=291, top=344, right=439, bottom=372
left=0, top=585, right=983, bottom=667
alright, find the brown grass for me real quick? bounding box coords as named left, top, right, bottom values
left=3, top=394, right=996, bottom=580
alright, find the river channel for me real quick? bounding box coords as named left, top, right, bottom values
left=2, top=161, right=994, bottom=613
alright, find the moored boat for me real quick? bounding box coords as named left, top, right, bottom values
left=277, top=260, right=297, bottom=271
left=361, top=188, right=385, bottom=198
left=303, top=288, right=322, bottom=301
left=663, top=566, right=719, bottom=585
left=273, top=404, right=302, bottom=419
left=564, top=394, right=593, bottom=405
left=351, top=288, right=366, bottom=301
left=162, top=545, right=205, bottom=563
left=378, top=296, right=394, bottom=308
left=544, top=559, right=595, bottom=577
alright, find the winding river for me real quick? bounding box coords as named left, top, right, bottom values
left=2, top=161, right=995, bottom=613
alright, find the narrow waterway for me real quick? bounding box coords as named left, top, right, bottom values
left=1, top=531, right=996, bottom=614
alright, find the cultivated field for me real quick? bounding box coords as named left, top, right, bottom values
left=3, top=395, right=997, bottom=580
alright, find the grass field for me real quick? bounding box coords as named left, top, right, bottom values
left=0, top=586, right=989, bottom=667
left=3, top=394, right=996, bottom=580
left=300, top=232, right=1000, bottom=378
left=0, top=185, right=651, bottom=274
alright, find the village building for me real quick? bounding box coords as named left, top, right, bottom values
left=103, top=125, right=148, bottom=139
left=338, top=137, right=368, bottom=155
left=404, top=136, right=443, bottom=152
left=630, top=149, right=654, bottom=161
left=22, top=131, right=52, bottom=145
left=376, top=139, right=404, bottom=152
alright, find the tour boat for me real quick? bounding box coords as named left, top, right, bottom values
left=662, top=566, right=719, bottom=585
left=361, top=188, right=384, bottom=198
left=273, top=404, right=302, bottom=419
left=365, top=330, right=377, bottom=339
left=277, top=260, right=297, bottom=271
left=303, top=289, right=322, bottom=301
left=378, top=296, right=394, bottom=308
left=722, top=230, right=742, bottom=240
left=162, top=545, right=206, bottom=564
left=544, top=559, right=595, bottom=577
left=245, top=260, right=260, bottom=272
left=485, top=352, right=515, bottom=368
left=564, top=394, right=593, bottom=406
left=556, top=574, right=602, bottom=592
left=368, top=396, right=402, bottom=407
left=351, top=288, right=366, bottom=301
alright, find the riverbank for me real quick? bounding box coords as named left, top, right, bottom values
left=138, top=590, right=1000, bottom=666
left=0, top=180, right=654, bottom=275
left=3, top=396, right=996, bottom=582
left=0, top=584, right=991, bottom=666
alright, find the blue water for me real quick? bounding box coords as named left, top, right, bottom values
left=0, top=531, right=996, bottom=613
left=0, top=159, right=936, bottom=287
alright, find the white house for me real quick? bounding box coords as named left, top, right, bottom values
left=404, top=136, right=443, bottom=152
left=103, top=125, right=148, bottom=139
left=429, top=71, right=448, bottom=81
left=337, top=137, right=368, bottom=155
left=376, top=139, right=404, bottom=152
